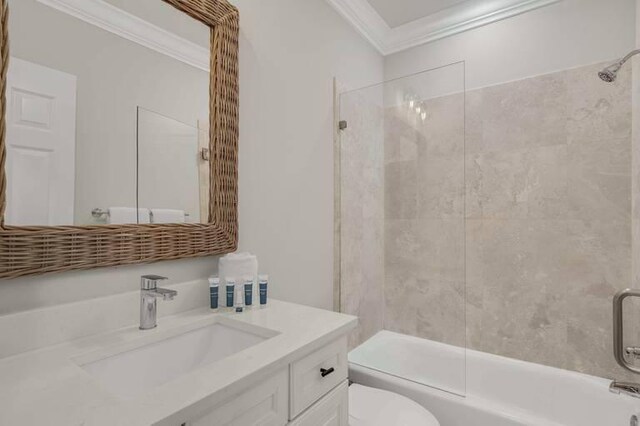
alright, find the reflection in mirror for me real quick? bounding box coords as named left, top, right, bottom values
left=136, top=107, right=209, bottom=224
left=5, top=0, right=209, bottom=226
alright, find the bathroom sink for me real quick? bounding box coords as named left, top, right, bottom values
left=79, top=320, right=273, bottom=399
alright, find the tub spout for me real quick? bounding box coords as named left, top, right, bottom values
left=610, top=381, right=640, bottom=399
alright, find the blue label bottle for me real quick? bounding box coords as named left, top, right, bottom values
left=259, top=275, right=268, bottom=305
left=209, top=277, right=220, bottom=310
left=225, top=278, right=235, bottom=308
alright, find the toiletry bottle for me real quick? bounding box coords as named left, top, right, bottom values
left=225, top=278, right=235, bottom=308
left=209, top=276, right=220, bottom=310
left=243, top=277, right=253, bottom=306
left=259, top=275, right=268, bottom=306
left=234, top=284, right=244, bottom=312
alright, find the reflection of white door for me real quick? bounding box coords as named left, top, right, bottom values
left=5, top=57, right=77, bottom=226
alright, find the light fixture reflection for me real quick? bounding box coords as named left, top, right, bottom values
left=405, top=93, right=426, bottom=123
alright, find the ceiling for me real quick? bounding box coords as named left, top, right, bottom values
left=367, top=0, right=471, bottom=28
left=325, top=0, right=561, bottom=55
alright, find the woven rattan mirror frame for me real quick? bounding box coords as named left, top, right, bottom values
left=0, top=0, right=239, bottom=279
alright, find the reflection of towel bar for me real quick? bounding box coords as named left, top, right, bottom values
left=91, top=208, right=189, bottom=218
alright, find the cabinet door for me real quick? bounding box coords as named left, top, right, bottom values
left=289, top=381, right=348, bottom=426
left=290, top=337, right=347, bottom=418
left=186, top=369, right=288, bottom=426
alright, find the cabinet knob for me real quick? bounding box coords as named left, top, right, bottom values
left=320, top=367, right=335, bottom=377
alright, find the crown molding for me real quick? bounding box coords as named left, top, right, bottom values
left=37, top=0, right=210, bottom=72
left=326, top=0, right=561, bottom=56
left=325, top=0, right=390, bottom=53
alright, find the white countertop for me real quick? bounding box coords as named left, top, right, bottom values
left=0, top=300, right=357, bottom=426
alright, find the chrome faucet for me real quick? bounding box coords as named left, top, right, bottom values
left=139, top=275, right=177, bottom=330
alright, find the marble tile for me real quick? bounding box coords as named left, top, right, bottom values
left=466, top=145, right=568, bottom=219
left=567, top=137, right=631, bottom=221
left=475, top=289, right=569, bottom=369
left=339, top=89, right=385, bottom=349
left=345, top=280, right=384, bottom=350
left=385, top=219, right=465, bottom=345
left=384, top=106, right=422, bottom=164
left=479, top=72, right=567, bottom=153
left=466, top=219, right=570, bottom=369
left=465, top=89, right=484, bottom=153
left=566, top=62, right=632, bottom=143
left=384, top=271, right=419, bottom=337
left=563, top=219, right=633, bottom=380
left=465, top=216, right=634, bottom=378
left=384, top=219, right=421, bottom=270
left=385, top=219, right=464, bottom=279
left=416, top=219, right=465, bottom=284
left=421, top=93, right=465, bottom=158
left=417, top=145, right=464, bottom=219
left=385, top=161, right=417, bottom=220
left=415, top=278, right=465, bottom=347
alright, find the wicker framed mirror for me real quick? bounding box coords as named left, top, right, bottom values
left=0, top=0, right=239, bottom=279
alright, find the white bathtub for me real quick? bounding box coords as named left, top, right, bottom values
left=348, top=331, right=640, bottom=426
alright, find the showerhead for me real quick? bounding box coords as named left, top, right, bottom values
left=598, top=49, right=640, bottom=83
left=598, top=62, right=623, bottom=82
left=598, top=67, right=619, bottom=83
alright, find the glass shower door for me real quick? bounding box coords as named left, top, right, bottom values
left=339, top=62, right=466, bottom=396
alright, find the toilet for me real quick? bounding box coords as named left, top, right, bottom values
left=349, top=384, right=440, bottom=426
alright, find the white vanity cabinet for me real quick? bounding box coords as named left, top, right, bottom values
left=288, top=382, right=349, bottom=426
left=289, top=337, right=348, bottom=419
left=170, top=335, right=349, bottom=426
left=288, top=336, right=349, bottom=426
left=187, top=369, right=289, bottom=426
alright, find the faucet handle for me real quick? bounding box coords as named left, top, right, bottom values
left=141, top=275, right=168, bottom=290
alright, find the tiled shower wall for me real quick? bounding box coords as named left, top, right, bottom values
left=464, top=62, right=632, bottom=380
left=384, top=91, right=466, bottom=349
left=340, top=90, right=385, bottom=349
left=342, top=61, right=635, bottom=380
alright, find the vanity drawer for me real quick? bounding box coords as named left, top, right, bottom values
left=289, top=336, right=348, bottom=418
left=179, top=368, right=289, bottom=426
left=288, top=380, right=348, bottom=426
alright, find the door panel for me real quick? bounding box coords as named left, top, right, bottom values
left=6, top=57, right=77, bottom=226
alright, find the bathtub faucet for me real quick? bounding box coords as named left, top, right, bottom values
left=610, top=381, right=640, bottom=399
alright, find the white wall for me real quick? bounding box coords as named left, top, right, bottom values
left=385, top=0, right=636, bottom=89
left=234, top=0, right=383, bottom=309
left=0, top=0, right=383, bottom=316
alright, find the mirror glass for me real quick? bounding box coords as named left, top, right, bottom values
left=5, top=0, right=210, bottom=226
left=137, top=107, right=208, bottom=224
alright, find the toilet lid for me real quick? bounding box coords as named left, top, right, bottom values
left=349, top=384, right=440, bottom=426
